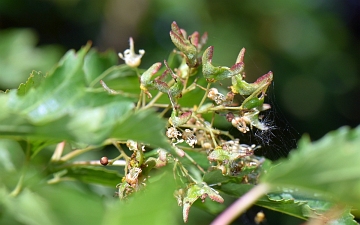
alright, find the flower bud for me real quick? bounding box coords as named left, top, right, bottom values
left=170, top=21, right=198, bottom=67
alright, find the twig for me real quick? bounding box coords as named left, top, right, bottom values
left=143, top=91, right=164, bottom=110
left=61, top=145, right=101, bottom=161
left=69, top=160, right=127, bottom=166
left=51, top=141, right=66, bottom=162
left=198, top=83, right=211, bottom=109
left=211, top=183, right=270, bottom=225
left=10, top=142, right=31, bottom=197
left=89, top=64, right=129, bottom=88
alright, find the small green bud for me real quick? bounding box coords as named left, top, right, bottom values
left=170, top=21, right=198, bottom=67
left=140, top=62, right=162, bottom=98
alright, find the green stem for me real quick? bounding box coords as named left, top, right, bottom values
left=51, top=141, right=66, bottom=162
left=89, top=65, right=129, bottom=88
left=143, top=91, right=164, bottom=110
left=100, top=80, right=138, bottom=98
left=112, top=141, right=130, bottom=174
left=178, top=124, right=221, bottom=135
left=159, top=105, right=171, bottom=118
left=184, top=152, right=205, bottom=174
left=151, top=103, right=171, bottom=108
left=135, top=91, right=143, bottom=111
left=177, top=160, right=198, bottom=183
left=198, top=83, right=211, bottom=109
left=10, top=142, right=31, bottom=197
left=142, top=90, right=146, bottom=108
left=60, top=144, right=104, bottom=162
left=60, top=160, right=127, bottom=167
left=211, top=183, right=270, bottom=225
left=208, top=105, right=241, bottom=111
left=9, top=173, right=25, bottom=197
left=191, top=115, right=218, bottom=147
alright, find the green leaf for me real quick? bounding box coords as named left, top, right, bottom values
left=101, top=170, right=181, bottom=225
left=63, top=166, right=123, bottom=187
left=0, top=139, right=24, bottom=172
left=111, top=109, right=170, bottom=149
left=37, top=184, right=105, bottom=225
left=83, top=48, right=118, bottom=87
left=0, top=44, right=169, bottom=149
left=192, top=197, right=226, bottom=215
left=0, top=29, right=62, bottom=89
left=0, top=187, right=62, bottom=225
left=260, top=126, right=360, bottom=208
left=203, top=169, right=239, bottom=184
left=17, top=71, right=46, bottom=96
left=218, top=183, right=356, bottom=224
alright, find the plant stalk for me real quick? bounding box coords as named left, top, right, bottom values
left=211, top=183, right=270, bottom=225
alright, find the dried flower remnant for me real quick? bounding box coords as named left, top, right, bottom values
left=207, top=88, right=234, bottom=106
left=166, top=126, right=182, bottom=140
left=231, top=116, right=251, bottom=133
left=207, top=88, right=225, bottom=104
left=118, top=37, right=145, bottom=67
left=125, top=167, right=142, bottom=187
left=182, top=129, right=197, bottom=148
left=126, top=140, right=138, bottom=151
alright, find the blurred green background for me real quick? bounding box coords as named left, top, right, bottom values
left=0, top=0, right=359, bottom=224
left=1, top=0, right=359, bottom=148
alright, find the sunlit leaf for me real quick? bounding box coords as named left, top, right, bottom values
left=0, top=44, right=169, bottom=149
left=261, top=126, right=360, bottom=208
left=101, top=170, right=180, bottom=225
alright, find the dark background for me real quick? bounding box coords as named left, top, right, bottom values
left=1, top=0, right=359, bottom=148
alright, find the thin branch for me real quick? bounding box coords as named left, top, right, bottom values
left=60, top=145, right=100, bottom=161
left=10, top=142, right=31, bottom=197
left=143, top=91, right=164, bottom=110
left=69, top=160, right=126, bottom=166
left=184, top=152, right=205, bottom=174
left=51, top=141, right=66, bottom=162
left=112, top=141, right=130, bottom=174
left=135, top=91, right=143, bottom=111
left=89, top=64, right=129, bottom=88
left=198, top=83, right=211, bottom=109
left=211, top=183, right=270, bottom=225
